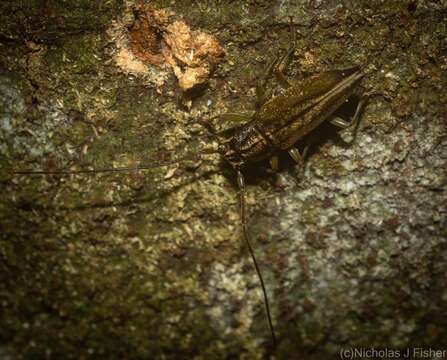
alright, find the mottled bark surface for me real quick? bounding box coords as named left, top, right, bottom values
left=1, top=1, right=446, bottom=359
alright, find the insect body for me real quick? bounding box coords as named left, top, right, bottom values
left=14, top=33, right=367, bottom=350
left=215, top=65, right=366, bottom=348
left=220, top=67, right=365, bottom=170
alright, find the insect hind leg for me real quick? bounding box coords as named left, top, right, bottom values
left=330, top=96, right=367, bottom=144
left=255, top=55, right=281, bottom=109
left=255, top=18, right=297, bottom=108
left=274, top=18, right=297, bottom=89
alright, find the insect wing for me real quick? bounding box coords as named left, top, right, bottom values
left=255, top=68, right=364, bottom=149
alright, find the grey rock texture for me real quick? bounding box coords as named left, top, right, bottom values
left=1, top=1, right=446, bottom=359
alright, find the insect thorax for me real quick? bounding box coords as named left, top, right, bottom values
left=219, top=123, right=276, bottom=168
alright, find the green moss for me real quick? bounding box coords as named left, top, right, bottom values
left=0, top=0, right=124, bottom=42
left=1, top=0, right=446, bottom=358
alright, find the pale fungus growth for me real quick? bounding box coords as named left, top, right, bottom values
left=110, top=1, right=224, bottom=91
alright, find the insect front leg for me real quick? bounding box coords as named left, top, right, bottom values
left=269, top=156, right=279, bottom=172
left=215, top=113, right=254, bottom=138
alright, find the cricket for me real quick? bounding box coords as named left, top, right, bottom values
left=13, top=22, right=368, bottom=349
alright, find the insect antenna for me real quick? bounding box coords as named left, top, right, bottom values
left=236, top=170, right=277, bottom=348
left=12, top=148, right=219, bottom=176
left=12, top=115, right=223, bottom=176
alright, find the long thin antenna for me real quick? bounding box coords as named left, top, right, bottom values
left=13, top=114, right=223, bottom=176
left=237, top=170, right=276, bottom=348
left=12, top=149, right=218, bottom=176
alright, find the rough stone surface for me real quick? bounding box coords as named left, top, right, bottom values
left=0, top=1, right=446, bottom=359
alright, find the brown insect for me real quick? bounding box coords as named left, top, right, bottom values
left=14, top=24, right=368, bottom=348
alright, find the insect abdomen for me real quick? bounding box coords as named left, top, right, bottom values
left=258, top=68, right=364, bottom=150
